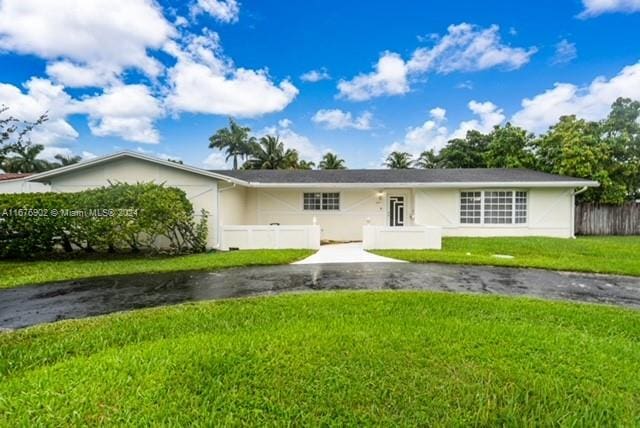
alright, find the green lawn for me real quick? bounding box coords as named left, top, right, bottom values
left=0, top=249, right=313, bottom=289
left=1, top=292, right=640, bottom=425
left=373, top=236, right=640, bottom=276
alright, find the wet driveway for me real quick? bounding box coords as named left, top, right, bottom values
left=2, top=263, right=640, bottom=329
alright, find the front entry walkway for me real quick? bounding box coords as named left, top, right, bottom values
left=293, top=242, right=406, bottom=264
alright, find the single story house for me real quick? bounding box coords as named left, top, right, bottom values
left=7, top=151, right=599, bottom=250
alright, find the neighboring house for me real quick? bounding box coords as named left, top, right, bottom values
left=11, top=151, right=598, bottom=250
left=0, top=173, right=50, bottom=193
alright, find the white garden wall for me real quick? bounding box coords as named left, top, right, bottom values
left=220, top=225, right=321, bottom=250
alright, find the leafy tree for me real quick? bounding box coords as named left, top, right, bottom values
left=437, top=130, right=489, bottom=168
left=415, top=149, right=438, bottom=169
left=318, top=152, right=346, bottom=169
left=384, top=151, right=413, bottom=169
left=600, top=98, right=640, bottom=200
left=534, top=115, right=626, bottom=204
left=0, top=105, right=48, bottom=167
left=1, top=144, right=52, bottom=173
left=208, top=118, right=256, bottom=170
left=484, top=123, right=536, bottom=168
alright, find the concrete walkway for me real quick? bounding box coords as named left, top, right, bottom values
left=293, top=242, right=406, bottom=264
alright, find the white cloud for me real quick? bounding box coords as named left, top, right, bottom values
left=166, top=29, right=299, bottom=117
left=384, top=101, right=505, bottom=156
left=300, top=68, right=331, bottom=82
left=82, top=151, right=98, bottom=160
left=551, top=39, right=577, bottom=65
left=512, top=62, right=640, bottom=133
left=456, top=80, right=474, bottom=90
left=0, top=78, right=78, bottom=145
left=80, top=84, right=164, bottom=144
left=278, top=118, right=293, bottom=128
left=45, top=61, right=119, bottom=88
left=0, top=0, right=174, bottom=87
left=408, top=23, right=536, bottom=74
left=312, top=109, right=373, bottom=130
left=191, top=0, right=240, bottom=23
left=339, top=23, right=535, bottom=101
left=39, top=146, right=74, bottom=162
left=203, top=151, right=231, bottom=169
left=337, top=52, right=409, bottom=101
left=580, top=0, right=640, bottom=17
left=451, top=101, right=505, bottom=140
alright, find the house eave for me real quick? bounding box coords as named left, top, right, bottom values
left=245, top=181, right=600, bottom=189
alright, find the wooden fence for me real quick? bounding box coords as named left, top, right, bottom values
left=575, top=203, right=640, bottom=235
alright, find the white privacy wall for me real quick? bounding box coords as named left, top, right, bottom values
left=41, top=157, right=220, bottom=248
left=414, top=188, right=574, bottom=238
left=0, top=179, right=49, bottom=194
left=220, top=225, right=321, bottom=250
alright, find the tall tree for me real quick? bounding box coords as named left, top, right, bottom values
left=437, top=130, right=490, bottom=168
left=535, top=115, right=626, bottom=204
left=208, top=118, right=255, bottom=170
left=384, top=151, right=413, bottom=169
left=601, top=97, right=640, bottom=201
left=484, top=123, right=535, bottom=168
left=297, top=160, right=316, bottom=170
left=318, top=152, right=346, bottom=169
left=1, top=143, right=52, bottom=173
left=415, top=149, right=438, bottom=169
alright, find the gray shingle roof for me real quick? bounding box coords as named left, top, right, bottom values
left=209, top=168, right=596, bottom=185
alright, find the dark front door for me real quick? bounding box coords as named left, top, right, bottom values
left=389, top=196, right=405, bottom=226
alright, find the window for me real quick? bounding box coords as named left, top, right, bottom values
left=484, top=191, right=514, bottom=224
left=460, top=191, right=528, bottom=225
left=460, top=191, right=482, bottom=224
left=304, top=192, right=340, bottom=211
left=515, top=191, right=528, bottom=224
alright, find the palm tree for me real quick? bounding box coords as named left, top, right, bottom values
left=54, top=153, right=82, bottom=167
left=208, top=118, right=255, bottom=169
left=297, top=160, right=316, bottom=170
left=415, top=149, right=438, bottom=169
left=243, top=135, right=289, bottom=170
left=318, top=152, right=346, bottom=170
left=384, top=151, right=413, bottom=169
left=1, top=144, right=51, bottom=173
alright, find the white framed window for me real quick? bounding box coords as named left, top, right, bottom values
left=460, top=191, right=482, bottom=224
left=484, top=191, right=514, bottom=224
left=303, top=192, right=340, bottom=211
left=459, top=190, right=528, bottom=225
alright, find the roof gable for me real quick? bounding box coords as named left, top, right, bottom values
left=27, top=151, right=247, bottom=185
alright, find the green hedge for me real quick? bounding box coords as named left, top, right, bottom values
left=0, top=183, right=208, bottom=259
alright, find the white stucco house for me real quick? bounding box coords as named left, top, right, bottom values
left=2, top=151, right=599, bottom=250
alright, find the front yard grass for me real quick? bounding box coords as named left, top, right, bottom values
left=0, top=249, right=313, bottom=289
left=373, top=236, right=640, bottom=276
left=1, top=292, right=640, bottom=425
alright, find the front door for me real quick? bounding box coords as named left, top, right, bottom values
left=389, top=195, right=405, bottom=226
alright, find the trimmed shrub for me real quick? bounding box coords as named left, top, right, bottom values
left=0, top=183, right=208, bottom=259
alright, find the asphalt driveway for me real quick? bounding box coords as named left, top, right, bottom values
left=2, top=263, right=640, bottom=329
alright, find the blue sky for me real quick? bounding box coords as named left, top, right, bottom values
left=0, top=0, right=639, bottom=169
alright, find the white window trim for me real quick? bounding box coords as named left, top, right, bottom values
left=302, top=191, right=342, bottom=212
left=459, top=189, right=529, bottom=227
